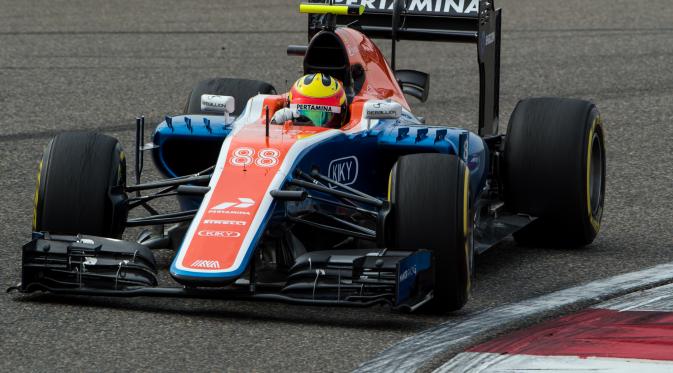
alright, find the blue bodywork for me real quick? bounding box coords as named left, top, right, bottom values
left=153, top=109, right=489, bottom=284
left=151, top=113, right=489, bottom=206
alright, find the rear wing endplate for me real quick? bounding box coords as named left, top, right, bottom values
left=307, top=0, right=501, bottom=136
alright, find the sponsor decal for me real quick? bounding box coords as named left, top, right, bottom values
left=485, top=32, right=495, bottom=46
left=371, top=103, right=393, bottom=115
left=330, top=0, right=479, bottom=14
left=200, top=95, right=234, bottom=114
left=203, top=219, right=246, bottom=226
left=468, top=154, right=480, bottom=170
left=230, top=147, right=280, bottom=167
left=290, top=104, right=341, bottom=113
left=399, top=265, right=418, bottom=282
left=369, top=109, right=397, bottom=116
left=463, top=139, right=469, bottom=161
left=197, top=230, right=241, bottom=238
left=209, top=198, right=255, bottom=213
left=201, top=98, right=226, bottom=109
left=190, top=259, right=221, bottom=269
left=364, top=101, right=402, bottom=119
left=328, top=156, right=359, bottom=186
left=208, top=210, right=250, bottom=216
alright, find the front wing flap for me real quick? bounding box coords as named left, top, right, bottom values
left=12, top=234, right=434, bottom=311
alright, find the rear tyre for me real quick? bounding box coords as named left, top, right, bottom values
left=33, top=132, right=127, bottom=237
left=184, top=78, right=276, bottom=115
left=388, top=154, right=473, bottom=313
left=504, top=97, right=605, bottom=247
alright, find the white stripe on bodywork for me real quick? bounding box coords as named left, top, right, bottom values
left=439, top=352, right=673, bottom=373
left=174, top=97, right=409, bottom=275
left=174, top=95, right=341, bottom=274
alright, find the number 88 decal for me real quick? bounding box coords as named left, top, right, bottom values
left=256, top=148, right=280, bottom=167
left=230, top=147, right=280, bottom=168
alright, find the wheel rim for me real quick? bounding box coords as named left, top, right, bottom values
left=589, top=131, right=603, bottom=217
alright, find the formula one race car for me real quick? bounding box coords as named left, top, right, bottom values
left=11, top=0, right=605, bottom=313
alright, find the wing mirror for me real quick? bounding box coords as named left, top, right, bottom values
left=200, top=95, right=235, bottom=122
left=363, top=100, right=402, bottom=129
left=364, top=100, right=403, bottom=119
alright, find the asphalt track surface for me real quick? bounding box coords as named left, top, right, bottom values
left=1, top=0, right=672, bottom=371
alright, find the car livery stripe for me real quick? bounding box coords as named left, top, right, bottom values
left=170, top=91, right=390, bottom=280
left=170, top=96, right=346, bottom=279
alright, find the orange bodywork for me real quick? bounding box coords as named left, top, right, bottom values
left=262, top=28, right=408, bottom=130
left=174, top=27, right=408, bottom=279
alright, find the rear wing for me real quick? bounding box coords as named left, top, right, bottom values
left=307, top=0, right=501, bottom=136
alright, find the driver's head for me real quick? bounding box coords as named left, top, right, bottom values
left=289, top=73, right=347, bottom=128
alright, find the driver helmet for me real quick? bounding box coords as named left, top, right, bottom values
left=289, top=73, right=347, bottom=128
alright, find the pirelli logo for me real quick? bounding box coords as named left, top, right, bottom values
left=191, top=260, right=221, bottom=269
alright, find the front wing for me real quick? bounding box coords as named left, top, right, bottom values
left=11, top=233, right=434, bottom=312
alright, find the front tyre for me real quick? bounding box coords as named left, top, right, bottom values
left=388, top=154, right=473, bottom=313
left=33, top=132, right=127, bottom=237
left=504, top=97, right=606, bottom=247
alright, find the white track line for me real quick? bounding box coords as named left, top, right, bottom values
left=354, top=262, right=673, bottom=373
left=436, top=352, right=673, bottom=373
left=600, top=282, right=673, bottom=312
left=436, top=281, right=673, bottom=372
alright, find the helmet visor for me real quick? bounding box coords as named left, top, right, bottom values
left=291, top=104, right=343, bottom=128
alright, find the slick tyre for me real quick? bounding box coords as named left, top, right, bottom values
left=388, top=154, right=473, bottom=313
left=504, top=97, right=605, bottom=247
left=33, top=132, right=128, bottom=237
left=184, top=78, right=276, bottom=115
